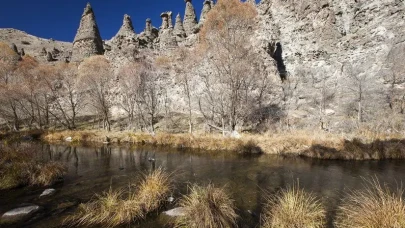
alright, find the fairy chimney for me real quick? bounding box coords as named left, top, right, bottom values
left=199, top=0, right=212, bottom=24
left=173, top=13, right=186, bottom=39
left=71, top=3, right=104, bottom=62
left=183, top=0, right=198, bottom=36
left=116, top=14, right=136, bottom=37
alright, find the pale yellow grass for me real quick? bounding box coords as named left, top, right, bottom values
left=335, top=179, right=405, bottom=228
left=262, top=184, right=326, bottom=228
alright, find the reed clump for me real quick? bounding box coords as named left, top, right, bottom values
left=174, top=184, right=238, bottom=228
left=262, top=185, right=326, bottom=228
left=335, top=179, right=405, bottom=228
left=66, top=169, right=172, bottom=227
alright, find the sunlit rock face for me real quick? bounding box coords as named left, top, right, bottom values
left=71, top=3, right=104, bottom=62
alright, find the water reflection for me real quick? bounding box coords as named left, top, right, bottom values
left=1, top=143, right=405, bottom=228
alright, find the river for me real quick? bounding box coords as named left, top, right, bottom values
left=1, top=143, right=405, bottom=227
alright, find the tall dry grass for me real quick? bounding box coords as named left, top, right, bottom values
left=0, top=145, right=66, bottom=190
left=66, top=168, right=172, bottom=227
left=174, top=184, right=238, bottom=228
left=42, top=129, right=405, bottom=160
left=262, top=184, right=326, bottom=228
left=335, top=179, right=405, bottom=228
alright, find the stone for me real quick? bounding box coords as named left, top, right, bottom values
left=65, top=137, right=72, bottom=142
left=1, top=205, right=40, bottom=223
left=138, top=19, right=159, bottom=48
left=173, top=13, right=186, bottom=40
left=40, top=188, right=56, bottom=197
left=10, top=43, right=18, bottom=53
left=46, top=52, right=54, bottom=62
left=246, top=0, right=256, bottom=5
left=160, top=12, right=170, bottom=30
left=40, top=47, right=47, bottom=56
left=163, top=207, right=186, bottom=217
left=71, top=3, right=104, bottom=62
left=116, top=14, right=136, bottom=38
left=199, top=0, right=212, bottom=24
left=183, top=0, right=198, bottom=36
left=230, top=130, right=241, bottom=139
left=167, top=196, right=175, bottom=203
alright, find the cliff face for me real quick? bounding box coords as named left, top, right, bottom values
left=256, top=0, right=405, bottom=129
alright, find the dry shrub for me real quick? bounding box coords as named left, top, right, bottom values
left=175, top=184, right=238, bottom=228
left=29, top=162, right=66, bottom=186
left=137, top=168, right=172, bottom=212
left=66, top=168, right=172, bottom=227
left=262, top=185, right=326, bottom=228
left=335, top=179, right=405, bottom=228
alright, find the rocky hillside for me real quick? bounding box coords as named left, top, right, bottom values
left=256, top=0, right=405, bottom=130
left=0, top=28, right=72, bottom=62
left=0, top=0, right=404, bottom=132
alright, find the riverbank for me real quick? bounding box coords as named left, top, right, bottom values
left=39, top=130, right=405, bottom=160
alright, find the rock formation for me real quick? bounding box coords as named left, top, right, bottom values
left=256, top=0, right=405, bottom=128
left=159, top=12, right=177, bottom=49
left=40, top=47, right=47, bottom=56
left=46, top=52, right=54, bottom=62
left=11, top=43, right=18, bottom=54
left=246, top=0, right=256, bottom=5
left=183, top=0, right=198, bottom=36
left=160, top=12, right=170, bottom=29
left=116, top=14, right=136, bottom=38
left=138, top=18, right=159, bottom=48
left=71, top=3, right=103, bottom=62
left=199, top=0, right=212, bottom=24
left=105, top=14, right=139, bottom=63
left=173, top=13, right=186, bottom=41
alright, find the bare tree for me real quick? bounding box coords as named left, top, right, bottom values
left=198, top=0, right=273, bottom=133
left=343, top=62, right=382, bottom=126
left=117, top=63, right=142, bottom=129
left=40, top=63, right=85, bottom=129
left=135, top=61, right=164, bottom=134
left=79, top=56, right=113, bottom=131
left=0, top=42, right=22, bottom=131
left=173, top=48, right=198, bottom=134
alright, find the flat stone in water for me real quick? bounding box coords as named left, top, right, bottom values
left=163, top=207, right=186, bottom=217
left=1, top=205, right=40, bottom=222
left=40, top=189, right=56, bottom=197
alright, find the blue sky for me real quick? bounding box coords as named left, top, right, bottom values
left=0, top=0, right=209, bottom=42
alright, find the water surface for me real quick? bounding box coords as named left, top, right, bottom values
left=1, top=143, right=405, bottom=228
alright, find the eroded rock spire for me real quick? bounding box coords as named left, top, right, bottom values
left=200, top=0, right=212, bottom=24
left=116, top=14, right=136, bottom=37
left=72, top=2, right=104, bottom=62
left=183, top=0, right=198, bottom=36
left=174, top=13, right=186, bottom=39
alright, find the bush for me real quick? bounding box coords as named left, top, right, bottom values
left=175, top=184, right=238, bottom=228
left=335, top=179, right=405, bottom=228
left=66, top=168, right=172, bottom=227
left=262, top=185, right=326, bottom=228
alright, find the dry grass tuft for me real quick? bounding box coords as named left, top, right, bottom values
left=335, top=179, right=405, bottom=228
left=175, top=184, right=238, bottom=228
left=66, top=168, right=172, bottom=227
left=29, top=162, right=66, bottom=186
left=262, top=184, right=326, bottom=228
left=0, top=145, right=66, bottom=190
left=137, top=168, right=172, bottom=212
